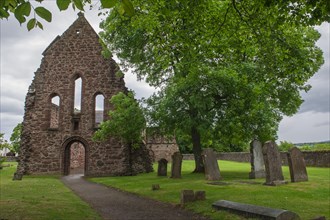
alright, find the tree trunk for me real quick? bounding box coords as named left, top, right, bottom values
left=191, top=126, right=204, bottom=173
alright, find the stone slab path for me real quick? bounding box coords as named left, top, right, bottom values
left=61, top=175, right=209, bottom=220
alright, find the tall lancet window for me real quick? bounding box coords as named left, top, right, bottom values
left=74, top=77, right=82, bottom=113
left=50, top=95, right=60, bottom=129
left=95, top=94, right=104, bottom=127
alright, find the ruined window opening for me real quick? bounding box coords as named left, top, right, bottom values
left=50, top=96, right=60, bottom=128
left=95, top=94, right=104, bottom=127
left=76, top=29, right=80, bottom=34
left=74, top=77, right=82, bottom=113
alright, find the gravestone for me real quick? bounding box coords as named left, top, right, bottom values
left=249, top=139, right=266, bottom=179
left=12, top=172, right=23, bottom=181
left=152, top=184, right=160, bottom=190
left=170, top=152, right=182, bottom=178
left=262, top=141, right=286, bottom=186
left=157, top=158, right=168, bottom=176
left=195, top=191, right=206, bottom=200
left=181, top=190, right=195, bottom=206
left=212, top=200, right=301, bottom=219
left=287, top=147, right=308, bottom=182
left=202, top=148, right=221, bottom=181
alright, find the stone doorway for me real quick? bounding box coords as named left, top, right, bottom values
left=64, top=140, right=87, bottom=176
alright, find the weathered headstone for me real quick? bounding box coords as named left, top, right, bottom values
left=181, top=190, right=195, bottom=206
left=170, top=152, right=182, bottom=178
left=202, top=148, right=221, bottom=181
left=262, top=141, right=286, bottom=186
left=151, top=184, right=160, bottom=190
left=157, top=158, right=168, bottom=176
left=287, top=147, right=308, bottom=182
left=12, top=172, right=23, bottom=181
left=249, top=139, right=266, bottom=179
left=194, top=191, right=206, bottom=200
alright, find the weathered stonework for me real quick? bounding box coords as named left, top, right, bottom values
left=145, top=133, right=179, bottom=162
left=15, top=13, right=152, bottom=177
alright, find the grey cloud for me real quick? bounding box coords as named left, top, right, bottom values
left=314, top=121, right=330, bottom=127
left=0, top=96, right=24, bottom=115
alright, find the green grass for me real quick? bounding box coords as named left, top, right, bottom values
left=0, top=162, right=101, bottom=220
left=90, top=160, right=330, bottom=220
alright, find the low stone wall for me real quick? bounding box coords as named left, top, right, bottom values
left=183, top=151, right=330, bottom=167
left=2, top=156, right=18, bottom=162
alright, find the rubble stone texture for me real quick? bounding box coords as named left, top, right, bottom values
left=145, top=133, right=179, bottom=162
left=15, top=13, right=152, bottom=177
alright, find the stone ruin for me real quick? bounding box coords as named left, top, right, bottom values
left=145, top=129, right=179, bottom=162
left=15, top=13, right=153, bottom=177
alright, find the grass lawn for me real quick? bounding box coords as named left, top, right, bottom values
left=90, top=160, right=330, bottom=220
left=0, top=162, right=101, bottom=220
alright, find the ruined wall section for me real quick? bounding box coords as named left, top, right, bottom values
left=17, top=14, right=136, bottom=176
left=146, top=134, right=179, bottom=162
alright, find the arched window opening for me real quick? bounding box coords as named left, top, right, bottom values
left=74, top=77, right=82, bottom=113
left=95, top=94, right=105, bottom=127
left=50, top=96, right=60, bottom=128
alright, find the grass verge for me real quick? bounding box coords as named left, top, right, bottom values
left=90, top=160, right=330, bottom=220
left=0, top=162, right=101, bottom=220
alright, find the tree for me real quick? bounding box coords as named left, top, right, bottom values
left=0, top=133, right=12, bottom=152
left=0, top=0, right=134, bottom=31
left=101, top=0, right=324, bottom=172
left=10, top=123, right=22, bottom=154
left=93, top=91, right=146, bottom=148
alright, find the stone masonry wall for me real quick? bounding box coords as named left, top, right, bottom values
left=146, top=134, right=179, bottom=162
left=16, top=13, right=152, bottom=177
left=182, top=151, right=330, bottom=167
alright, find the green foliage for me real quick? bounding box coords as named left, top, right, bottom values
left=0, top=163, right=102, bottom=219
left=0, top=157, right=6, bottom=168
left=299, top=143, right=330, bottom=151
left=278, top=141, right=295, bottom=151
left=0, top=0, right=135, bottom=31
left=10, top=123, right=22, bottom=153
left=0, top=133, right=11, bottom=150
left=90, top=160, right=330, bottom=219
left=93, top=91, right=145, bottom=148
left=101, top=0, right=324, bottom=164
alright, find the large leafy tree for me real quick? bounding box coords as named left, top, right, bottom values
left=10, top=123, right=22, bottom=154
left=93, top=91, right=146, bottom=148
left=101, top=0, right=323, bottom=172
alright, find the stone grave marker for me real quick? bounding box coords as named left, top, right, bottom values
left=262, top=141, right=286, bottom=186
left=202, top=148, right=221, bottom=181
left=212, top=200, right=301, bottom=219
left=12, top=172, right=23, bottom=181
left=152, top=184, right=160, bottom=190
left=249, top=139, right=266, bottom=179
left=181, top=190, right=195, bottom=206
left=195, top=191, right=206, bottom=200
left=170, top=152, right=182, bottom=178
left=287, top=147, right=308, bottom=182
left=157, top=158, right=168, bottom=176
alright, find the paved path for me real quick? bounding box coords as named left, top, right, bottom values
left=61, top=175, right=209, bottom=220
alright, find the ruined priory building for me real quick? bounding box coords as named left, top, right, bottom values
left=16, top=13, right=152, bottom=177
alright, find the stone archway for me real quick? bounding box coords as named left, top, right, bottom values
left=63, top=136, right=88, bottom=176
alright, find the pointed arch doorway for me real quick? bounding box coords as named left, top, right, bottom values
left=63, top=137, right=88, bottom=176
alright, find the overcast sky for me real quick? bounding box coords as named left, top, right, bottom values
left=0, top=2, right=329, bottom=144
